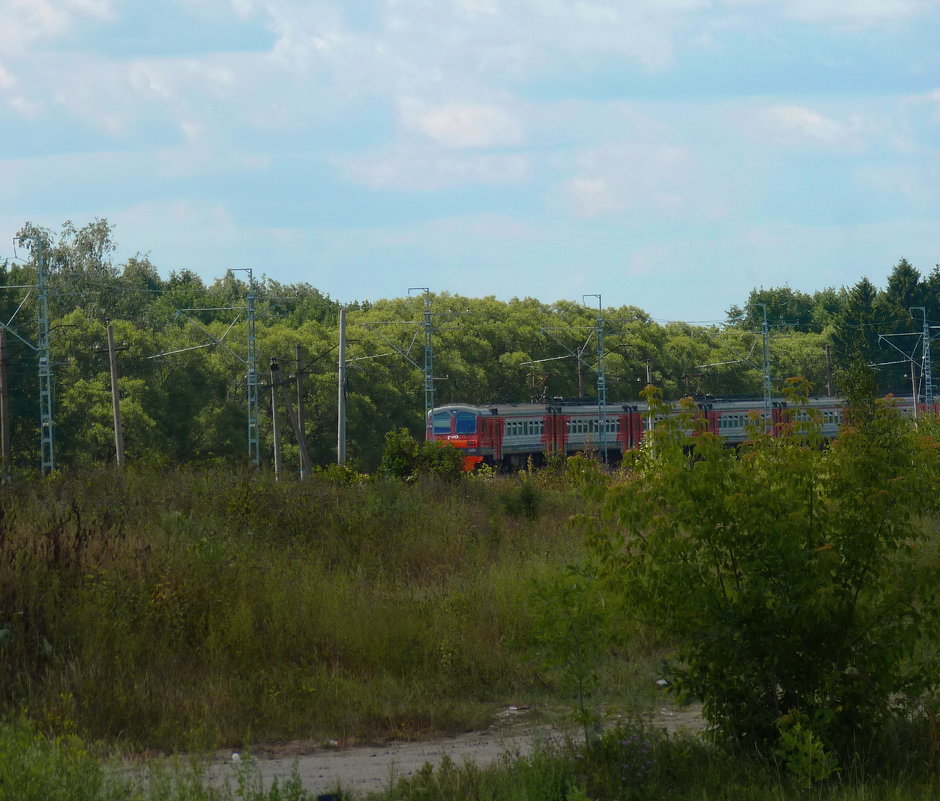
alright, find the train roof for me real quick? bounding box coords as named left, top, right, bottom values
left=431, top=396, right=855, bottom=417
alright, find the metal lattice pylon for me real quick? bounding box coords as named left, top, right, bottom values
left=246, top=276, right=259, bottom=465
left=231, top=268, right=259, bottom=465
left=37, top=244, right=54, bottom=474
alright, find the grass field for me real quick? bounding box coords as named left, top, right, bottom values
left=2, top=461, right=938, bottom=800
left=0, top=464, right=654, bottom=750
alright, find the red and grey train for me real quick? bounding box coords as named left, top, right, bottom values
left=426, top=396, right=922, bottom=470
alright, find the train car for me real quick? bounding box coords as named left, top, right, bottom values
left=427, top=395, right=859, bottom=470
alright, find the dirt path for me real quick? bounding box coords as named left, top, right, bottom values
left=204, top=705, right=704, bottom=797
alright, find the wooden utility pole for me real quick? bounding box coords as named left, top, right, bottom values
left=106, top=323, right=125, bottom=468
left=279, top=354, right=311, bottom=478
left=0, top=327, right=9, bottom=470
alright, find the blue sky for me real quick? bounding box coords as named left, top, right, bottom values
left=1, top=0, right=938, bottom=322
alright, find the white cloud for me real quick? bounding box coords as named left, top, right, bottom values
left=720, top=0, right=931, bottom=25
left=566, top=177, right=619, bottom=217
left=572, top=2, right=620, bottom=25
left=900, top=88, right=940, bottom=128
left=9, top=95, right=44, bottom=118
left=454, top=0, right=499, bottom=16
left=128, top=64, right=174, bottom=100
left=0, top=0, right=113, bottom=54
left=767, top=105, right=850, bottom=145
left=65, top=0, right=114, bottom=19
left=401, top=100, right=524, bottom=149
left=778, top=0, right=928, bottom=25
left=739, top=104, right=870, bottom=152
left=337, top=145, right=530, bottom=190
left=0, top=61, right=15, bottom=90
left=563, top=142, right=699, bottom=218
left=228, top=0, right=256, bottom=18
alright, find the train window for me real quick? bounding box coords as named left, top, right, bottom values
left=433, top=412, right=451, bottom=434
left=455, top=413, right=477, bottom=434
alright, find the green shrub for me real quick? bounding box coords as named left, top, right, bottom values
left=380, top=428, right=464, bottom=481
left=0, top=716, right=122, bottom=801
left=591, top=383, right=940, bottom=757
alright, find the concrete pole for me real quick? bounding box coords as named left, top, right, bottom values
left=337, top=308, right=347, bottom=466
left=107, top=323, right=125, bottom=468
left=270, top=358, right=281, bottom=478
left=295, top=343, right=308, bottom=478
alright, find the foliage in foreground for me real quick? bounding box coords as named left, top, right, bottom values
left=8, top=714, right=938, bottom=801
left=0, top=715, right=323, bottom=801
left=590, top=381, right=940, bottom=760
left=373, top=720, right=939, bottom=801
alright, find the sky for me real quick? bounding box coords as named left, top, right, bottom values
left=0, top=0, right=938, bottom=323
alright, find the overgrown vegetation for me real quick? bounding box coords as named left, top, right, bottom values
left=588, top=380, right=940, bottom=771
left=6, top=713, right=940, bottom=801
left=5, top=413, right=940, bottom=796
left=0, top=714, right=326, bottom=800
left=0, top=463, right=618, bottom=750
left=369, top=720, right=940, bottom=801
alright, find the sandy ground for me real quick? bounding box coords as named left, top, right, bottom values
left=202, top=705, right=704, bottom=798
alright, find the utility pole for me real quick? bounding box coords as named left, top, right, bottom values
left=270, top=355, right=310, bottom=478
left=576, top=344, right=585, bottom=397
left=584, top=294, right=607, bottom=463
left=270, top=357, right=281, bottom=478
left=409, top=287, right=434, bottom=438
left=912, top=307, right=933, bottom=409
left=106, top=323, right=125, bottom=468
left=362, top=289, right=450, bottom=441
left=760, top=303, right=772, bottom=433
left=17, top=236, right=54, bottom=474
left=337, top=307, right=347, bottom=466
left=233, top=269, right=260, bottom=466
left=295, top=343, right=309, bottom=479
left=0, top=327, right=9, bottom=472
left=277, top=354, right=311, bottom=477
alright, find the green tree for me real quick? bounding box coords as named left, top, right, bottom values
left=830, top=277, right=881, bottom=379
left=726, top=286, right=819, bottom=331
left=592, top=386, right=940, bottom=757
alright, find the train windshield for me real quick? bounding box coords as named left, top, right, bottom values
left=455, top=412, right=477, bottom=434
left=432, top=412, right=451, bottom=434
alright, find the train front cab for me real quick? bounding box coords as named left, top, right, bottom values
left=427, top=405, right=487, bottom=470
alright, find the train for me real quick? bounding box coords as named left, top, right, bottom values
left=426, top=395, right=924, bottom=470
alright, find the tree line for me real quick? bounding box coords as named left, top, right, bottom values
left=1, top=218, right=934, bottom=472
